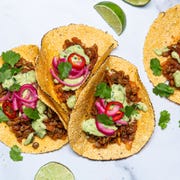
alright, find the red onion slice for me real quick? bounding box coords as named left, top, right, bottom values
left=95, top=101, right=105, bottom=114
left=115, top=119, right=128, bottom=125
left=95, top=120, right=115, bottom=136
left=50, top=68, right=89, bottom=87
left=106, top=105, right=120, bottom=116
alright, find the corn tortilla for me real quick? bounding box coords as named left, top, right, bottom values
left=143, top=5, right=180, bottom=104
left=0, top=45, right=68, bottom=153
left=35, top=24, right=118, bottom=124
left=68, top=56, right=155, bottom=160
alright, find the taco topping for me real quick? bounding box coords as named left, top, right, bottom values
left=0, top=51, right=67, bottom=148
left=152, top=40, right=180, bottom=89
left=82, top=69, right=147, bottom=149
left=50, top=37, right=98, bottom=109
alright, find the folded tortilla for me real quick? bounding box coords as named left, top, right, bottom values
left=143, top=5, right=180, bottom=104
left=0, top=45, right=68, bottom=153
left=35, top=24, right=118, bottom=124
left=68, top=56, right=155, bottom=160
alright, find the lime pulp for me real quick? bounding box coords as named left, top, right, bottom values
left=94, top=1, right=126, bottom=35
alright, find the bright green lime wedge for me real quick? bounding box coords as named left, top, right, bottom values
left=94, top=1, right=126, bottom=35
left=123, top=0, right=151, bottom=6
left=34, top=162, right=75, bottom=180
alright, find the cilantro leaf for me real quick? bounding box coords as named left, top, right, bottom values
left=58, top=62, right=72, bottom=79
left=150, top=58, right=162, bottom=76
left=9, top=83, right=21, bottom=92
left=23, top=108, right=40, bottom=120
left=2, top=51, right=20, bottom=67
left=123, top=105, right=138, bottom=118
left=0, top=108, right=9, bottom=122
left=0, top=69, right=12, bottom=83
left=0, top=63, right=10, bottom=73
left=97, top=114, right=114, bottom=125
left=178, top=120, right=180, bottom=128
left=95, top=82, right=111, bottom=99
left=153, top=83, right=174, bottom=98
left=9, top=145, right=23, bottom=161
left=158, top=110, right=170, bottom=129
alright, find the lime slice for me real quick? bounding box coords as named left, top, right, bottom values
left=123, top=0, right=150, bottom=7
left=94, top=1, right=126, bottom=35
left=34, top=162, right=75, bottom=180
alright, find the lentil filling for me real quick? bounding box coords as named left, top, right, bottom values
left=85, top=70, right=141, bottom=149
left=161, top=40, right=180, bottom=88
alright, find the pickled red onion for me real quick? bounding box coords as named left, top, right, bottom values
left=95, top=101, right=105, bottom=114
left=95, top=120, right=115, bottom=136
left=115, top=119, right=128, bottom=125
left=50, top=68, right=89, bottom=87
left=0, top=91, right=11, bottom=102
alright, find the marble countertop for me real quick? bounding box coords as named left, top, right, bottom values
left=0, top=0, right=179, bottom=180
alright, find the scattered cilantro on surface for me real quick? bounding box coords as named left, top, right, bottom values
left=9, top=145, right=23, bottom=161
left=97, top=114, right=114, bottom=125
left=0, top=108, right=9, bottom=122
left=23, top=108, right=40, bottom=120
left=95, top=82, right=111, bottom=99
left=158, top=110, right=170, bottom=130
left=58, top=62, right=72, bottom=79
left=2, top=51, right=20, bottom=67
left=153, top=83, right=174, bottom=98
left=9, top=83, right=21, bottom=92
left=150, top=58, right=162, bottom=76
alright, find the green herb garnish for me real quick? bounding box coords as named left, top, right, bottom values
left=95, top=82, right=111, bottom=99
left=9, top=83, right=21, bottom=92
left=97, top=114, right=114, bottom=125
left=2, top=51, right=20, bottom=67
left=123, top=105, right=138, bottom=118
left=150, top=58, right=162, bottom=76
left=23, top=108, right=40, bottom=120
left=9, top=145, right=23, bottom=161
left=0, top=69, right=12, bottom=83
left=0, top=108, right=9, bottom=122
left=153, top=83, right=174, bottom=98
left=158, top=110, right=170, bottom=129
left=58, top=62, right=72, bottom=79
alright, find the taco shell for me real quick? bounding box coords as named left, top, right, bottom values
left=0, top=45, right=68, bottom=153
left=68, top=56, right=155, bottom=160
left=35, top=24, right=118, bottom=124
left=143, top=5, right=180, bottom=104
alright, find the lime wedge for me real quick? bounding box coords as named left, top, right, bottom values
left=94, top=1, right=126, bottom=35
left=123, top=0, right=150, bottom=6
left=34, top=162, right=75, bottom=180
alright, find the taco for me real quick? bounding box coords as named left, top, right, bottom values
left=143, top=5, right=180, bottom=104
left=0, top=45, right=68, bottom=153
left=35, top=24, right=118, bottom=124
left=68, top=56, right=154, bottom=160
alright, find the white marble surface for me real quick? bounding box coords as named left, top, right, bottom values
left=0, top=0, right=180, bottom=180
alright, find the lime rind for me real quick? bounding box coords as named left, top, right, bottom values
left=35, top=162, right=75, bottom=180
left=94, top=1, right=126, bottom=35
left=122, top=0, right=151, bottom=7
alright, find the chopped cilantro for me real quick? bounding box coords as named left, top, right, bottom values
left=179, top=120, right=180, bottom=128
left=58, top=62, right=72, bottom=79
left=97, top=114, right=114, bottom=126
left=158, top=110, right=170, bottom=129
left=2, top=51, right=20, bottom=67
left=9, top=145, right=23, bottom=161
left=95, top=82, right=111, bottom=99
left=23, top=108, right=40, bottom=120
left=153, top=83, right=174, bottom=98
left=0, top=108, right=9, bottom=122
left=123, top=105, right=138, bottom=118
left=0, top=69, right=12, bottom=83
left=150, top=58, right=162, bottom=76
left=9, top=83, right=21, bottom=92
